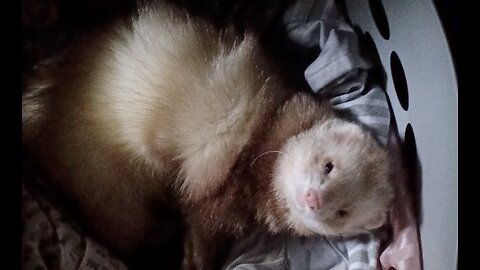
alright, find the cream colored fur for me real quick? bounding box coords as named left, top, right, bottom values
left=33, top=8, right=278, bottom=200
left=273, top=119, right=393, bottom=236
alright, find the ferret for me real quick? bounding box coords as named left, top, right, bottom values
left=22, top=3, right=394, bottom=270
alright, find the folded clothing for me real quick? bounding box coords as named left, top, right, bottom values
left=284, top=0, right=390, bottom=146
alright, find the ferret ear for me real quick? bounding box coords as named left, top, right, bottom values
left=326, top=120, right=365, bottom=142
left=364, top=211, right=387, bottom=230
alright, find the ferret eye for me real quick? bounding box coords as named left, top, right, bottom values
left=324, top=162, right=334, bottom=174
left=336, top=210, right=348, bottom=218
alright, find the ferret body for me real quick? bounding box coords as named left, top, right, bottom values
left=22, top=4, right=394, bottom=269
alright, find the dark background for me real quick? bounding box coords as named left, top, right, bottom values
left=432, top=0, right=460, bottom=84
left=22, top=0, right=461, bottom=81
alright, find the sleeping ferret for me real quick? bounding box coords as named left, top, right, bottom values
left=22, top=4, right=394, bottom=270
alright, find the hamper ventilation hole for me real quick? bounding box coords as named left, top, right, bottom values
left=368, top=0, right=390, bottom=40
left=404, top=124, right=418, bottom=176
left=390, top=51, right=409, bottom=111
left=404, top=123, right=422, bottom=224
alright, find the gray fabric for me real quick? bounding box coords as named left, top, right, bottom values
left=324, top=71, right=390, bottom=143
left=285, top=0, right=390, bottom=145
left=224, top=229, right=382, bottom=270
left=224, top=0, right=391, bottom=269
left=22, top=180, right=128, bottom=270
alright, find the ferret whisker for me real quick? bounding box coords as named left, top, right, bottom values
left=250, top=151, right=287, bottom=168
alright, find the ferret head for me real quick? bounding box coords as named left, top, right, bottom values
left=273, top=119, right=394, bottom=236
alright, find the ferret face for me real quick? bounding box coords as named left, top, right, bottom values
left=273, top=119, right=393, bottom=236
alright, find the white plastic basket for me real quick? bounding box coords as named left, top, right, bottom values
left=343, top=0, right=458, bottom=269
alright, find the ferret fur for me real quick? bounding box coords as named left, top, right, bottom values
left=22, top=4, right=394, bottom=269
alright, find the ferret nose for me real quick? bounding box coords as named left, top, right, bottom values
left=305, top=188, right=323, bottom=210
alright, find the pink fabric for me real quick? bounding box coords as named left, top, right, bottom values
left=379, top=129, right=422, bottom=270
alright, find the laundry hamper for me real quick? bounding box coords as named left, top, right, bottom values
left=343, top=0, right=458, bottom=269
left=20, top=0, right=458, bottom=269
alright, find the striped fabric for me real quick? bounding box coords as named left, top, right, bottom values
left=321, top=70, right=390, bottom=145
left=285, top=0, right=391, bottom=146
left=224, top=229, right=387, bottom=270
left=343, top=233, right=381, bottom=270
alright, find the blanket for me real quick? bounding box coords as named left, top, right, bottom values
left=22, top=175, right=128, bottom=270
